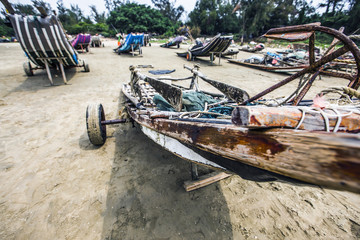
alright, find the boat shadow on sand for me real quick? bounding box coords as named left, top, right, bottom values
left=96, top=91, right=313, bottom=239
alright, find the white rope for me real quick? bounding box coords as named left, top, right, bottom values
left=295, top=108, right=306, bottom=130
left=295, top=106, right=355, bottom=132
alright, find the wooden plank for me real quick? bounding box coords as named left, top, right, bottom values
left=142, top=75, right=183, bottom=111
left=184, top=65, right=250, bottom=103
left=184, top=172, right=232, bottom=192
left=232, top=106, right=360, bottom=132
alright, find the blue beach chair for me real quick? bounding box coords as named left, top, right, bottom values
left=115, top=33, right=144, bottom=56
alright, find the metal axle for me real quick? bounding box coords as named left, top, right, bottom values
left=101, top=119, right=127, bottom=125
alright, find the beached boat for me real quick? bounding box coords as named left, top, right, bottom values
left=228, top=58, right=307, bottom=73
left=229, top=23, right=351, bottom=76
left=86, top=23, right=360, bottom=193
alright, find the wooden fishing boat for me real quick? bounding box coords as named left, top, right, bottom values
left=86, top=23, right=360, bottom=193
left=228, top=58, right=307, bottom=74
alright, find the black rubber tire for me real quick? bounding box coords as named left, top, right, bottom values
left=86, top=103, right=107, bottom=146
left=84, top=61, right=90, bottom=72
left=186, top=51, right=192, bottom=61
left=91, top=42, right=95, bottom=47
left=23, top=62, right=33, bottom=76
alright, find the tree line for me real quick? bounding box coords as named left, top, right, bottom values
left=0, top=0, right=359, bottom=42
left=189, top=0, right=359, bottom=39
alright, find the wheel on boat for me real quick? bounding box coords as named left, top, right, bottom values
left=86, top=103, right=107, bottom=146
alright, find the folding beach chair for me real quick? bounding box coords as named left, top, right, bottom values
left=177, top=34, right=233, bottom=64
left=143, top=34, right=151, bottom=47
left=114, top=33, right=144, bottom=56
left=91, top=35, right=104, bottom=47
left=2, top=0, right=90, bottom=85
left=72, top=33, right=91, bottom=52
left=160, top=36, right=184, bottom=48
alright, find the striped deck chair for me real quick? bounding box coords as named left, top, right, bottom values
left=114, top=34, right=144, bottom=56
left=3, top=1, right=89, bottom=85
left=177, top=34, right=233, bottom=64
left=72, top=34, right=91, bottom=52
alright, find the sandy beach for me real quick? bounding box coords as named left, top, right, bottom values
left=0, top=39, right=360, bottom=239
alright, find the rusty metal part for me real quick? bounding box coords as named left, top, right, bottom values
left=309, top=33, right=316, bottom=66
left=266, top=24, right=360, bottom=86
left=263, top=22, right=320, bottom=41
left=292, top=69, right=321, bottom=105
left=101, top=119, right=127, bottom=125
left=323, top=26, right=344, bottom=56
left=242, top=46, right=350, bottom=105
left=320, top=70, right=354, bottom=81
left=245, top=24, right=360, bottom=106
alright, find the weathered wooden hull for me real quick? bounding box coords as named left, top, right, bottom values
left=124, top=98, right=360, bottom=193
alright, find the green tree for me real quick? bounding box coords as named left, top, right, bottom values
left=347, top=0, right=360, bottom=34
left=106, top=3, right=173, bottom=34
left=104, top=0, right=126, bottom=12
left=89, top=5, right=106, bottom=24
left=188, top=0, right=239, bottom=35
left=151, top=0, right=184, bottom=23
left=289, top=0, right=317, bottom=25
left=0, top=17, right=14, bottom=37
left=31, top=0, right=52, bottom=14
left=13, top=4, right=36, bottom=15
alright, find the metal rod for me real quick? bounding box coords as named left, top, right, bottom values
left=241, top=46, right=349, bottom=105
left=292, top=69, right=321, bottom=105
left=101, top=119, right=127, bottom=125
left=309, top=33, right=315, bottom=66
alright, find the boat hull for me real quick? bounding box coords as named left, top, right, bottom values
left=126, top=103, right=360, bottom=193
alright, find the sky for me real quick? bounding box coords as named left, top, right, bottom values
left=7, top=0, right=197, bottom=21
left=5, top=0, right=331, bottom=21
